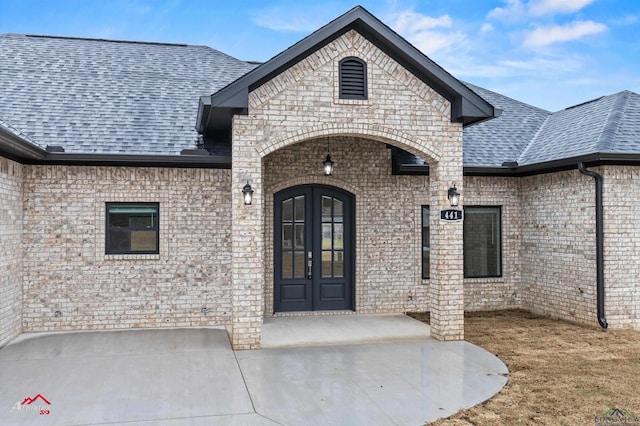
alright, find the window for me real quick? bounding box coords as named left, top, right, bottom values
left=421, top=206, right=430, bottom=279
left=464, top=206, right=501, bottom=278
left=339, top=57, right=367, bottom=100
left=106, top=203, right=159, bottom=254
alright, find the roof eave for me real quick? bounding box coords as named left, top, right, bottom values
left=40, top=153, right=232, bottom=168
left=464, top=153, right=640, bottom=177
left=0, top=126, right=47, bottom=162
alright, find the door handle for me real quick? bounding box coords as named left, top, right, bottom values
left=307, top=251, right=312, bottom=279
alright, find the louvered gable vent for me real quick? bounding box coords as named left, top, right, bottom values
left=339, top=57, right=367, bottom=100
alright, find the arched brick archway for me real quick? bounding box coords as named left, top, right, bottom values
left=230, top=122, right=463, bottom=349
left=256, top=123, right=442, bottom=165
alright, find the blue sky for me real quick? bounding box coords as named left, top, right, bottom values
left=1, top=0, right=639, bottom=111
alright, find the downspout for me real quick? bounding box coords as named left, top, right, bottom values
left=577, top=163, right=608, bottom=330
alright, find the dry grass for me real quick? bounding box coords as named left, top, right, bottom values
left=408, top=310, right=640, bottom=425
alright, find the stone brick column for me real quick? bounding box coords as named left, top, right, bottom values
left=429, top=147, right=464, bottom=340
left=230, top=116, right=264, bottom=349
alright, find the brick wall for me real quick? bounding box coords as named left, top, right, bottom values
left=602, top=166, right=640, bottom=329
left=0, top=157, right=23, bottom=347
left=22, top=166, right=232, bottom=332
left=520, top=170, right=598, bottom=325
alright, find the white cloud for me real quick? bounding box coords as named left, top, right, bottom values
left=487, top=0, right=528, bottom=22
left=529, top=0, right=596, bottom=16
left=251, top=3, right=344, bottom=33
left=480, top=23, right=494, bottom=34
left=388, top=9, right=466, bottom=56
left=522, top=20, right=607, bottom=47
left=488, top=0, right=597, bottom=21
left=393, top=9, right=453, bottom=33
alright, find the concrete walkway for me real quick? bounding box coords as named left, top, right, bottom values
left=0, top=317, right=508, bottom=425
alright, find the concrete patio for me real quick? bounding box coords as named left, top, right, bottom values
left=0, top=315, right=508, bottom=425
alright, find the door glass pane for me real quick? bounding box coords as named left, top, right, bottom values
left=334, top=251, right=344, bottom=278
left=334, top=199, right=343, bottom=223
left=283, top=198, right=293, bottom=221
left=282, top=224, right=293, bottom=249
left=333, top=224, right=343, bottom=249
left=294, top=251, right=305, bottom=278
left=295, top=224, right=305, bottom=249
left=321, top=251, right=332, bottom=277
left=322, top=196, right=332, bottom=222
left=322, top=224, right=332, bottom=249
left=282, top=251, right=293, bottom=278
left=294, top=196, right=305, bottom=221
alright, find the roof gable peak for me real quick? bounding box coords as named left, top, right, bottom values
left=197, top=5, right=496, bottom=133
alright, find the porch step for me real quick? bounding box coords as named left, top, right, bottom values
left=261, top=313, right=432, bottom=348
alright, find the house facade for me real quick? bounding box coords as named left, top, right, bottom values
left=1, top=7, right=639, bottom=350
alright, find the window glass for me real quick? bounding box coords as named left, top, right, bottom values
left=421, top=206, right=430, bottom=279
left=106, top=203, right=159, bottom=254
left=464, top=207, right=501, bottom=277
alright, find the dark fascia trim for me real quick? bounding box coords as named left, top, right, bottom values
left=197, top=5, right=496, bottom=132
left=392, top=153, right=640, bottom=177
left=464, top=153, right=640, bottom=177
left=24, top=153, right=231, bottom=169
left=0, top=126, right=47, bottom=162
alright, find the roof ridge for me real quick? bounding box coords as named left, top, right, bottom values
left=516, top=112, right=551, bottom=165
left=463, top=82, right=551, bottom=114
left=596, top=91, right=631, bottom=152
left=22, top=33, right=188, bottom=47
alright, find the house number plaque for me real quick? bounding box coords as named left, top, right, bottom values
left=440, top=209, right=463, bottom=221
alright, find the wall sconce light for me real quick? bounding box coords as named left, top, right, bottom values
left=242, top=181, right=254, bottom=205
left=447, top=184, right=460, bottom=207
left=323, top=153, right=335, bottom=176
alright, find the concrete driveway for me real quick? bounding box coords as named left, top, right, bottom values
left=0, top=322, right=507, bottom=425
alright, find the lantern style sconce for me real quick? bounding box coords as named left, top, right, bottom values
left=242, top=181, right=254, bottom=205
left=323, top=153, right=335, bottom=176
left=447, top=184, right=460, bottom=207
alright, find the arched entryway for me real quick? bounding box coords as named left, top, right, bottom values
left=273, top=185, right=355, bottom=312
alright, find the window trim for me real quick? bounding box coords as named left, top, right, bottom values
left=105, top=202, right=160, bottom=255
left=463, top=205, right=502, bottom=279
left=339, top=57, right=368, bottom=100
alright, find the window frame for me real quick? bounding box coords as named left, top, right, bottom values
left=339, top=57, right=368, bottom=100
left=105, top=202, right=160, bottom=255
left=463, top=206, right=502, bottom=279
left=421, top=205, right=430, bottom=279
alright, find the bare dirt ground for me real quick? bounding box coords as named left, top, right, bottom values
left=408, top=310, right=640, bottom=425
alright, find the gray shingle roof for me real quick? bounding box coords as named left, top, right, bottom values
left=1, top=33, right=639, bottom=168
left=518, top=91, right=639, bottom=165
left=0, top=34, right=256, bottom=155
left=463, top=83, right=550, bottom=167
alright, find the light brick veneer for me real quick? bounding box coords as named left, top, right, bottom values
left=520, top=170, right=598, bottom=325
left=232, top=29, right=464, bottom=347
left=602, top=166, right=640, bottom=329
left=0, top=157, right=23, bottom=347
left=22, top=166, right=233, bottom=332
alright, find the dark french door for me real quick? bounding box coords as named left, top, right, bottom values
left=274, top=185, right=354, bottom=312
